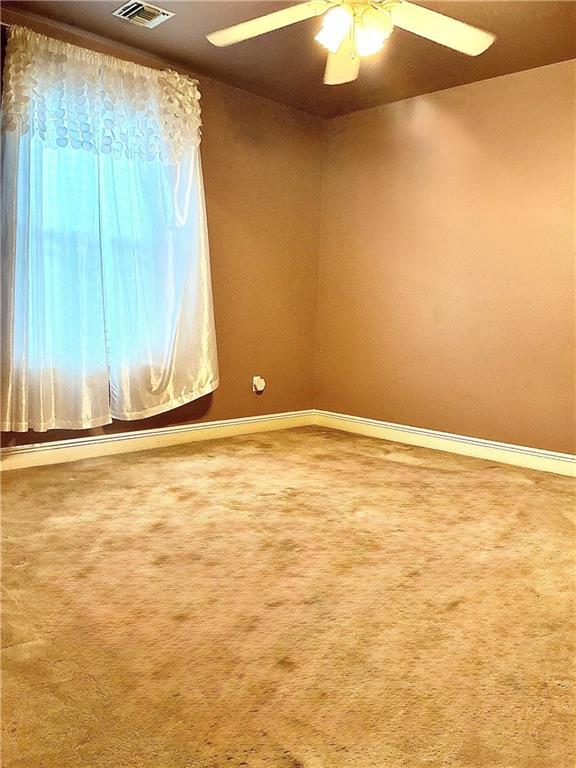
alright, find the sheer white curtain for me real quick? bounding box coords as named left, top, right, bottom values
left=1, top=26, right=218, bottom=432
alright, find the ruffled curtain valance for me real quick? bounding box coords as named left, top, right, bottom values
left=1, top=25, right=202, bottom=163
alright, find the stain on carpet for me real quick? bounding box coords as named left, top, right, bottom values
left=1, top=427, right=575, bottom=767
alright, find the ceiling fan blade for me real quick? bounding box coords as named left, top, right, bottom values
left=390, top=1, right=496, bottom=56
left=207, top=1, right=329, bottom=47
left=324, top=34, right=360, bottom=85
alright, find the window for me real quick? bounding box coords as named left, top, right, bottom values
left=1, top=26, right=218, bottom=432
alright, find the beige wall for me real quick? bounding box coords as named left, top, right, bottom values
left=1, top=13, right=322, bottom=447
left=2, top=11, right=574, bottom=454
left=202, top=79, right=322, bottom=422
left=316, top=61, right=576, bottom=454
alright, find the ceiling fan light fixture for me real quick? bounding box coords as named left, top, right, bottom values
left=356, top=6, right=394, bottom=56
left=315, top=4, right=354, bottom=54
left=355, top=24, right=385, bottom=57
left=362, top=6, right=394, bottom=37
left=206, top=0, right=496, bottom=88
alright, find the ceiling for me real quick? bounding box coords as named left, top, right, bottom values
left=3, top=1, right=576, bottom=117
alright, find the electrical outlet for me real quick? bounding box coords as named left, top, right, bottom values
left=252, top=375, right=266, bottom=394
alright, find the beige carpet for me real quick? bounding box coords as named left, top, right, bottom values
left=2, top=427, right=575, bottom=768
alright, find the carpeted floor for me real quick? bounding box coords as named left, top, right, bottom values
left=2, top=427, right=575, bottom=768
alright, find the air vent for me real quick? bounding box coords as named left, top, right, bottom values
left=112, top=2, right=174, bottom=29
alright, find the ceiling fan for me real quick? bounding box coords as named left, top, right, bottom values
left=206, top=1, right=496, bottom=86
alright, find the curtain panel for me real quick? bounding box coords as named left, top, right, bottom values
left=1, top=26, right=218, bottom=432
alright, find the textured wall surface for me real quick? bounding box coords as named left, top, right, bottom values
left=2, top=15, right=323, bottom=446
left=1, top=11, right=574, bottom=453
left=316, top=61, right=576, bottom=454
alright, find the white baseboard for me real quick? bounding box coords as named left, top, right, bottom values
left=0, top=410, right=313, bottom=471
left=1, top=408, right=574, bottom=477
left=313, top=410, right=576, bottom=478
